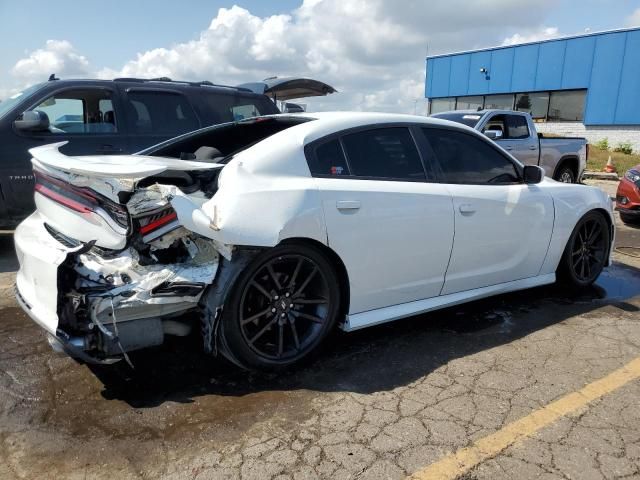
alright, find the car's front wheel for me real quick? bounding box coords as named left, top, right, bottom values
left=219, top=243, right=341, bottom=371
left=557, top=211, right=610, bottom=287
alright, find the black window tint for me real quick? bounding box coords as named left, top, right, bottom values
left=342, top=128, right=425, bottom=180
left=506, top=115, right=529, bottom=139
left=424, top=128, right=519, bottom=184
left=125, top=91, right=199, bottom=135
left=308, top=139, right=349, bottom=176
left=199, top=91, right=280, bottom=125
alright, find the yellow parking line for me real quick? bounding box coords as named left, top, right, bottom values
left=409, top=356, right=640, bottom=480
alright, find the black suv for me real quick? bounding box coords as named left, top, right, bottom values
left=0, top=76, right=335, bottom=228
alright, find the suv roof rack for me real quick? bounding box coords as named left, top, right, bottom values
left=112, top=77, right=251, bottom=92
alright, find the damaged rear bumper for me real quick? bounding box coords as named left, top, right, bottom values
left=14, top=211, right=221, bottom=363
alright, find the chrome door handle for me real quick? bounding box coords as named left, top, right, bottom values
left=529, top=145, right=537, bottom=150
left=504, top=145, right=513, bottom=150
left=336, top=200, right=361, bottom=211
left=459, top=203, right=476, bottom=214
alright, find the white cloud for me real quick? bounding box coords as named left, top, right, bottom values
left=5, top=0, right=561, bottom=111
left=626, top=8, right=640, bottom=27
left=11, top=40, right=90, bottom=82
left=501, top=27, right=560, bottom=46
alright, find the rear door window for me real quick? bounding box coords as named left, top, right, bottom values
left=124, top=90, right=199, bottom=135
left=307, top=139, right=350, bottom=176
left=341, top=127, right=426, bottom=181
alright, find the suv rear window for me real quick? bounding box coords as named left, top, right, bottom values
left=125, top=91, right=199, bottom=135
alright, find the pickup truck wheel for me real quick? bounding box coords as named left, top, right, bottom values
left=555, top=166, right=576, bottom=183
left=218, top=244, right=340, bottom=371
left=557, top=211, right=609, bottom=287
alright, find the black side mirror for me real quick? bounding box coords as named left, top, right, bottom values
left=523, top=165, right=544, bottom=184
left=14, top=110, right=50, bottom=132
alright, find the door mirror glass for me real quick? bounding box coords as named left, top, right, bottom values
left=523, top=165, right=544, bottom=184
left=14, top=110, right=50, bottom=132
left=484, top=129, right=502, bottom=140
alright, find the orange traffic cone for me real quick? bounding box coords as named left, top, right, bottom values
left=604, top=155, right=617, bottom=173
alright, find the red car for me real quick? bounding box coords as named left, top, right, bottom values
left=616, top=164, right=640, bottom=224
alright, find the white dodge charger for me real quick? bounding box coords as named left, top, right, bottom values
left=14, top=112, right=614, bottom=370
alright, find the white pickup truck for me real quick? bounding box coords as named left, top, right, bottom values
left=432, top=109, right=588, bottom=183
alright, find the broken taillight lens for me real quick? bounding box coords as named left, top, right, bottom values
left=137, top=208, right=180, bottom=241
left=34, top=171, right=129, bottom=230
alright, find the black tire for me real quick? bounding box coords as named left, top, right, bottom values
left=557, top=211, right=610, bottom=287
left=554, top=165, right=576, bottom=183
left=218, top=243, right=341, bottom=371
left=620, top=211, right=640, bottom=226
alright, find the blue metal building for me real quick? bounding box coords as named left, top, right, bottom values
left=425, top=27, right=640, bottom=126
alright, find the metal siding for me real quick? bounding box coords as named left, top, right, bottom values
left=468, top=51, right=492, bottom=94
left=511, top=44, right=539, bottom=92
left=488, top=48, right=513, bottom=93
left=585, top=32, right=626, bottom=124
left=449, top=55, right=471, bottom=96
left=425, top=28, right=640, bottom=125
left=561, top=36, right=595, bottom=89
left=425, top=58, right=432, bottom=97
left=430, top=56, right=452, bottom=97
left=615, top=30, right=640, bottom=124
left=535, top=41, right=565, bottom=90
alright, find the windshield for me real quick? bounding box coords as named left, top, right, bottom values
left=431, top=112, right=483, bottom=128
left=0, top=84, right=45, bottom=120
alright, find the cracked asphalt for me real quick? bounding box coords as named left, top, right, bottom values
left=1, top=180, right=640, bottom=480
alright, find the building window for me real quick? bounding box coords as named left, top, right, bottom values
left=484, top=94, right=514, bottom=110
left=548, top=90, right=586, bottom=122
left=515, top=92, right=549, bottom=119
left=430, top=98, right=455, bottom=114
left=455, top=96, right=483, bottom=111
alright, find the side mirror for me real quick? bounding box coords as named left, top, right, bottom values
left=484, top=129, right=503, bottom=140
left=523, top=165, right=544, bottom=184
left=14, top=110, right=50, bottom=132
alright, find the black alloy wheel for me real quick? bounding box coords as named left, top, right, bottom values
left=219, top=243, right=340, bottom=370
left=558, top=211, right=610, bottom=287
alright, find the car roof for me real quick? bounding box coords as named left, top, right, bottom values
left=284, top=111, right=475, bottom=144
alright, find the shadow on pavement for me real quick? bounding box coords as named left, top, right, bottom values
left=0, top=234, right=18, bottom=273
left=89, top=262, right=640, bottom=409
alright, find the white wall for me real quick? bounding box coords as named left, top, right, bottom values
left=535, top=122, right=640, bottom=152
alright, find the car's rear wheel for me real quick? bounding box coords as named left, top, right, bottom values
left=555, top=166, right=576, bottom=183
left=557, top=211, right=610, bottom=287
left=219, top=243, right=340, bottom=371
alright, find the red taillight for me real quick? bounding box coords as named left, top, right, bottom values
left=34, top=183, right=93, bottom=214
left=34, top=171, right=129, bottom=230
left=139, top=211, right=178, bottom=235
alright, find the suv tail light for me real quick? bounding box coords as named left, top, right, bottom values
left=34, top=171, right=129, bottom=230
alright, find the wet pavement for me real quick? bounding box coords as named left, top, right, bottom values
left=1, top=184, right=640, bottom=479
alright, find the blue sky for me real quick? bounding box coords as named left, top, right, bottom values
left=1, top=0, right=639, bottom=111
